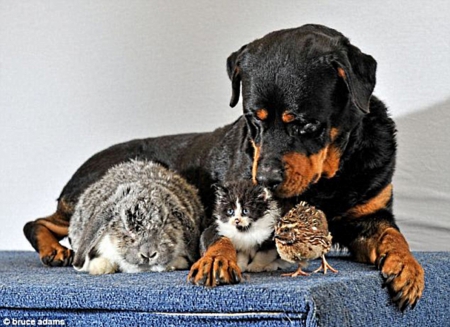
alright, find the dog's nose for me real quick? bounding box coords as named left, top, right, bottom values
left=256, top=164, right=283, bottom=189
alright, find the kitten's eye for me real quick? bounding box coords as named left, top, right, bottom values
left=226, top=209, right=234, bottom=216
left=242, top=208, right=249, bottom=215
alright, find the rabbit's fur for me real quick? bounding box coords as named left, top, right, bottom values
left=69, top=160, right=203, bottom=274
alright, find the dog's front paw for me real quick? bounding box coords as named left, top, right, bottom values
left=40, top=244, right=74, bottom=267
left=187, top=237, right=242, bottom=286
left=188, top=255, right=242, bottom=286
left=376, top=229, right=425, bottom=311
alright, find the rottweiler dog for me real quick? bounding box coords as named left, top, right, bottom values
left=23, top=24, right=424, bottom=310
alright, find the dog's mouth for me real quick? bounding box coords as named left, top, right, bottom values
left=275, top=177, right=317, bottom=198
left=250, top=150, right=325, bottom=198
left=251, top=129, right=342, bottom=198
left=275, top=147, right=341, bottom=198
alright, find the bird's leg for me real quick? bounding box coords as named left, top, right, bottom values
left=282, top=264, right=310, bottom=277
left=313, top=255, right=338, bottom=274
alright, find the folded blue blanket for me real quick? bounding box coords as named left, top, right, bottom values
left=0, top=251, right=448, bottom=326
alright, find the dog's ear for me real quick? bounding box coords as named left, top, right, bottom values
left=227, top=45, right=247, bottom=108
left=334, top=43, right=377, bottom=114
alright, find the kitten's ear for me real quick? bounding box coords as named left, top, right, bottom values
left=258, top=187, right=272, bottom=201
left=212, top=183, right=227, bottom=198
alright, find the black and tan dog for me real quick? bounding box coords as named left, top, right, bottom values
left=24, top=24, right=423, bottom=310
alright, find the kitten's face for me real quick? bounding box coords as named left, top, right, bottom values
left=215, top=181, right=271, bottom=233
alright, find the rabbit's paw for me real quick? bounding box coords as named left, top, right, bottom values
left=89, top=257, right=118, bottom=275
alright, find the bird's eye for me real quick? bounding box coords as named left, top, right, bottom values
left=242, top=208, right=249, bottom=215
left=227, top=209, right=234, bottom=216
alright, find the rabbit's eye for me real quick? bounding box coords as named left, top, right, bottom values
left=173, top=210, right=183, bottom=220
left=126, top=230, right=136, bottom=240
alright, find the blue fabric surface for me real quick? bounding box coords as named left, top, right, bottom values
left=0, top=251, right=448, bottom=326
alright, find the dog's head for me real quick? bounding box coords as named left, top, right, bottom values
left=227, top=24, right=377, bottom=198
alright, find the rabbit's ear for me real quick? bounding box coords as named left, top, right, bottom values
left=111, top=183, right=141, bottom=230
left=112, top=183, right=137, bottom=202
left=72, top=210, right=112, bottom=270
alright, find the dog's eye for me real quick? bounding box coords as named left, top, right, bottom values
left=227, top=209, right=235, bottom=216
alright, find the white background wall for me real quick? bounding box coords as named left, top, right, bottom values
left=1, top=1, right=449, bottom=251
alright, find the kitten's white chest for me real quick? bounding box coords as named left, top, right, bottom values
left=217, top=200, right=278, bottom=253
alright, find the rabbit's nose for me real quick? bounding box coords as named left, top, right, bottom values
left=140, top=251, right=158, bottom=261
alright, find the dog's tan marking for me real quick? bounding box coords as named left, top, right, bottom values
left=37, top=219, right=69, bottom=238
left=34, top=221, right=73, bottom=265
left=349, top=223, right=424, bottom=309
left=255, top=109, right=268, bottom=121
left=347, top=184, right=393, bottom=218
left=282, top=112, right=295, bottom=123
left=279, top=149, right=328, bottom=198
left=24, top=198, right=74, bottom=266
left=322, top=145, right=341, bottom=178
left=337, top=67, right=346, bottom=79
left=330, top=127, right=339, bottom=141
left=250, top=140, right=261, bottom=185
left=278, top=128, right=342, bottom=197
left=322, top=128, right=341, bottom=178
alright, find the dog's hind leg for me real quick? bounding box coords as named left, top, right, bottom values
left=23, top=199, right=74, bottom=266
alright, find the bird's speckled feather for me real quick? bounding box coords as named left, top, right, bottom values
left=275, top=201, right=337, bottom=276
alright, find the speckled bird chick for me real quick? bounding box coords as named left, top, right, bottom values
left=274, top=201, right=338, bottom=277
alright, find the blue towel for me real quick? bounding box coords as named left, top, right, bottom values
left=0, top=251, right=448, bottom=326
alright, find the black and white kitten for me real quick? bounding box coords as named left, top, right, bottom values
left=213, top=181, right=293, bottom=272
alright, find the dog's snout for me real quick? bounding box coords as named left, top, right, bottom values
left=256, top=163, right=283, bottom=189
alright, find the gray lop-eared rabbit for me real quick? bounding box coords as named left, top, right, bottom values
left=68, top=160, right=203, bottom=275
